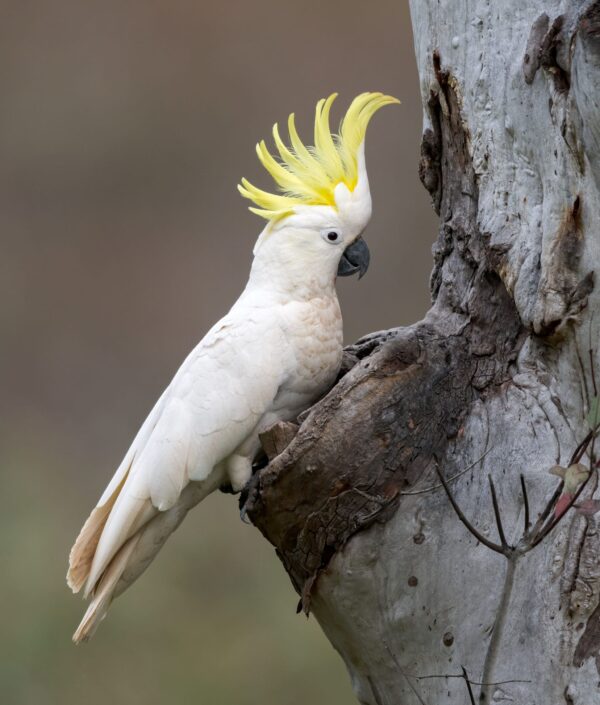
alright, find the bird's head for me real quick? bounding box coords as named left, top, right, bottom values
left=239, top=92, right=399, bottom=291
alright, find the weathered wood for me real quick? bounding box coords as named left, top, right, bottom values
left=247, top=2, right=600, bottom=702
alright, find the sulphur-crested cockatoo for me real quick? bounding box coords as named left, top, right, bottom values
left=67, top=92, right=399, bottom=642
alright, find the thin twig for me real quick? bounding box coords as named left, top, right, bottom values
left=529, top=430, right=596, bottom=548
left=400, top=447, right=493, bottom=496
left=530, top=430, right=594, bottom=538
left=576, top=336, right=590, bottom=410
left=352, top=488, right=388, bottom=505
left=413, top=673, right=531, bottom=686
left=479, top=556, right=518, bottom=705
left=589, top=428, right=596, bottom=489
left=530, top=470, right=592, bottom=549
left=529, top=352, right=599, bottom=549
left=573, top=429, right=594, bottom=464
left=434, top=463, right=505, bottom=555
left=588, top=322, right=597, bottom=487
left=589, top=312, right=597, bottom=397
left=462, top=667, right=476, bottom=705
left=366, top=676, right=385, bottom=705
left=383, top=641, right=429, bottom=705
left=520, top=474, right=530, bottom=533
left=590, top=350, right=598, bottom=399
left=531, top=482, right=563, bottom=535
left=488, top=476, right=509, bottom=551
left=589, top=315, right=597, bottom=458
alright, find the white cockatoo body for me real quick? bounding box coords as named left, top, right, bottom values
left=67, top=92, right=399, bottom=642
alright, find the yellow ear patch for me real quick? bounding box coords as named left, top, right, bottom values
left=238, top=92, right=400, bottom=222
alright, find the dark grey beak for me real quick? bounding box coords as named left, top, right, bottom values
left=337, top=237, right=370, bottom=279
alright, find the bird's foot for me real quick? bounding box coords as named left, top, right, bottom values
left=238, top=481, right=256, bottom=524
left=238, top=456, right=269, bottom=523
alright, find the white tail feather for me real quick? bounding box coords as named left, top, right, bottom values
left=72, top=534, right=141, bottom=644
left=67, top=469, right=130, bottom=593
left=71, top=476, right=220, bottom=643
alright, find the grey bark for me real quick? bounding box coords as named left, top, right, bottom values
left=246, top=2, right=600, bottom=703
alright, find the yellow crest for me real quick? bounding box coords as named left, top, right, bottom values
left=238, top=92, right=400, bottom=222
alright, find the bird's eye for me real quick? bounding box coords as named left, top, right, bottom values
left=321, top=229, right=342, bottom=245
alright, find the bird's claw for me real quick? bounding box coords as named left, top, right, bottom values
left=238, top=471, right=262, bottom=524
left=239, top=504, right=251, bottom=524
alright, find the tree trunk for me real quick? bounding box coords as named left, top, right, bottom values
left=246, top=2, right=600, bottom=703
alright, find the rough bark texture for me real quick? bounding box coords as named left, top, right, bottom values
left=246, top=2, right=600, bottom=703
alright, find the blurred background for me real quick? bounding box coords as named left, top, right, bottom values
left=0, top=1, right=437, bottom=703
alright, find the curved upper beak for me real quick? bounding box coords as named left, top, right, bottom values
left=337, top=237, right=370, bottom=280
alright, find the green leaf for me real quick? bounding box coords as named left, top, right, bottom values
left=587, top=396, right=600, bottom=429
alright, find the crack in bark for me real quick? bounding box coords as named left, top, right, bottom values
left=574, top=599, right=600, bottom=671
left=579, top=1, right=600, bottom=40
left=524, top=13, right=550, bottom=84
left=565, top=520, right=589, bottom=613
left=533, top=195, right=595, bottom=338
left=539, top=15, right=571, bottom=93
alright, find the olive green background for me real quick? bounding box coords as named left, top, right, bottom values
left=0, top=1, right=437, bottom=703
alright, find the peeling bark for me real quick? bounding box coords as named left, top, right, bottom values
left=247, top=2, right=600, bottom=703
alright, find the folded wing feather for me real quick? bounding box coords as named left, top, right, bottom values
left=67, top=311, right=285, bottom=642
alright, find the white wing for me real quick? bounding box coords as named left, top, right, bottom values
left=67, top=306, right=287, bottom=639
